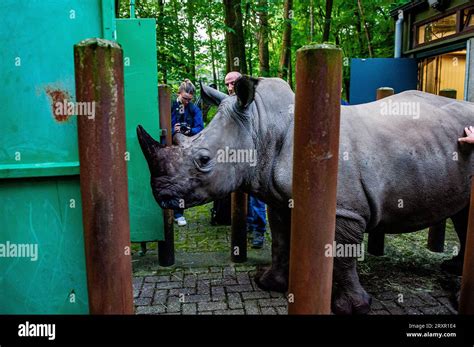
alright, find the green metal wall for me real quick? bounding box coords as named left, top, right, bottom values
left=0, top=0, right=117, bottom=314
left=0, top=2, right=163, bottom=314
left=116, top=19, right=164, bottom=242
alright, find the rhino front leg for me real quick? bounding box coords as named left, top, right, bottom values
left=254, top=206, right=291, bottom=293
left=332, top=216, right=371, bottom=315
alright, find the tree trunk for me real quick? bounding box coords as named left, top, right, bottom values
left=310, top=0, right=314, bottom=42
left=207, top=16, right=217, bottom=86
left=357, top=0, right=373, bottom=58
left=278, top=0, right=292, bottom=81
left=157, top=0, right=167, bottom=84
left=322, top=0, right=333, bottom=42
left=258, top=0, right=270, bottom=77
left=223, top=0, right=247, bottom=74
left=187, top=0, right=196, bottom=81
left=244, top=1, right=253, bottom=75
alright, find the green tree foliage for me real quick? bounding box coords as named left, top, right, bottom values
left=119, top=0, right=410, bottom=96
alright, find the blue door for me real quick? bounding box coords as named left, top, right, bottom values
left=349, top=58, right=418, bottom=105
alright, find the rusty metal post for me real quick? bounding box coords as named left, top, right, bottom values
left=158, top=84, right=175, bottom=267
left=74, top=38, right=134, bottom=314
left=459, top=177, right=474, bottom=314
left=231, top=192, right=247, bottom=263
left=367, top=88, right=395, bottom=257
left=288, top=44, right=341, bottom=314
left=376, top=87, right=394, bottom=100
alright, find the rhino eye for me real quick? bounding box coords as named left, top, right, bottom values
left=200, top=156, right=211, bottom=166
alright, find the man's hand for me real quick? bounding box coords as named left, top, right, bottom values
left=174, top=124, right=181, bottom=133
left=458, top=126, right=474, bottom=144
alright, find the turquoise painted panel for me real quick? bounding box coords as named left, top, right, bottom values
left=0, top=0, right=115, bottom=314
left=116, top=19, right=164, bottom=242
left=0, top=177, right=88, bottom=314
left=0, top=0, right=114, bottom=178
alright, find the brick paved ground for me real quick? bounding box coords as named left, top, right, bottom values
left=132, top=204, right=461, bottom=315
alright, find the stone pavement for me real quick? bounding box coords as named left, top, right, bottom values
left=132, top=204, right=461, bottom=315
left=134, top=263, right=288, bottom=315
left=132, top=251, right=460, bottom=315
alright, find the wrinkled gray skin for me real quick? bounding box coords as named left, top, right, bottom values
left=137, top=76, right=473, bottom=314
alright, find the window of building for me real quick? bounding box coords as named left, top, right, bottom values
left=414, top=5, right=474, bottom=47
left=462, top=8, right=474, bottom=29
left=417, top=13, right=457, bottom=44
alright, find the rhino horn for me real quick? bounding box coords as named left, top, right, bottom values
left=200, top=81, right=228, bottom=106
left=136, top=125, right=164, bottom=171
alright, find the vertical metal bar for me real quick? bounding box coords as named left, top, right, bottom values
left=459, top=177, right=474, bottom=314
left=101, top=0, right=115, bottom=40
left=130, top=0, right=136, bottom=18
left=367, top=87, right=395, bottom=256
left=74, top=38, right=134, bottom=314
left=231, top=191, right=247, bottom=263
left=158, top=84, right=175, bottom=267
left=288, top=44, right=342, bottom=314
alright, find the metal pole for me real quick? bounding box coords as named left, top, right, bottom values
left=367, top=87, right=395, bottom=256
left=231, top=191, right=247, bottom=263
left=74, top=38, right=134, bottom=314
left=158, top=84, right=175, bottom=267
left=459, top=177, right=474, bottom=314
left=288, top=44, right=342, bottom=314
left=130, top=0, right=135, bottom=18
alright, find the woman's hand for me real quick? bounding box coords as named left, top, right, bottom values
left=458, top=126, right=474, bottom=144
left=174, top=124, right=181, bottom=133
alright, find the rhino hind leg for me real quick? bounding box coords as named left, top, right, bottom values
left=441, top=205, right=469, bottom=275
left=332, top=216, right=372, bottom=315
left=254, top=206, right=290, bottom=293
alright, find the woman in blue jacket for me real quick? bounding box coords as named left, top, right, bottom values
left=171, top=79, right=204, bottom=226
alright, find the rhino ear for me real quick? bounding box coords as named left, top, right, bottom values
left=136, top=125, right=164, bottom=171
left=234, top=76, right=259, bottom=108
left=200, top=81, right=228, bottom=106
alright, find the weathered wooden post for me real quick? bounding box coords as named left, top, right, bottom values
left=367, top=87, right=395, bottom=257
left=231, top=192, right=247, bottom=263
left=426, top=89, right=457, bottom=253
left=158, top=84, right=175, bottom=266
left=459, top=177, right=474, bottom=314
left=376, top=87, right=395, bottom=100
left=288, top=44, right=341, bottom=314
left=74, top=38, right=134, bottom=314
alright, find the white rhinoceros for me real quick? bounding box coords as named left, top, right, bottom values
left=137, top=76, right=473, bottom=314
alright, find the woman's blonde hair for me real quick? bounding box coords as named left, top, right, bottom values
left=178, top=79, right=195, bottom=95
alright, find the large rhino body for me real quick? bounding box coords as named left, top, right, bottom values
left=137, top=77, right=473, bottom=314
